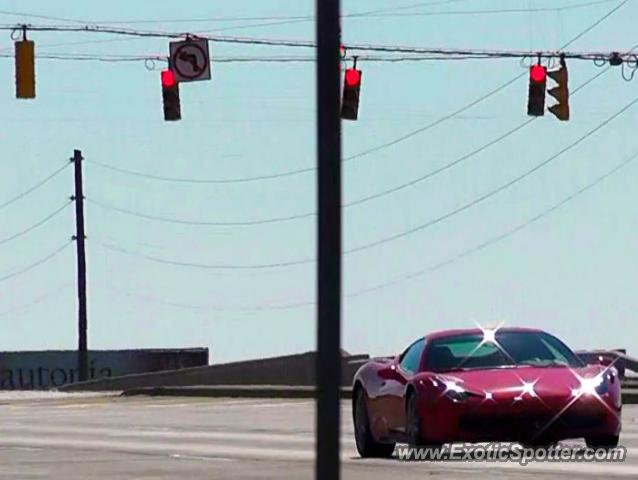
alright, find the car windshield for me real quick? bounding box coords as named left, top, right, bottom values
left=425, top=331, right=583, bottom=373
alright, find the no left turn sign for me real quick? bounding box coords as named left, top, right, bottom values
left=169, top=38, right=211, bottom=83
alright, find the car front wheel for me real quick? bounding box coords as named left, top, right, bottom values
left=353, top=388, right=395, bottom=458
left=586, top=434, right=619, bottom=449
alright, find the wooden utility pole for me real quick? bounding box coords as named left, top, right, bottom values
left=315, top=1, right=342, bottom=479
left=72, top=149, right=89, bottom=382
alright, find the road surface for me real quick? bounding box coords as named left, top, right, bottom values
left=0, top=393, right=636, bottom=479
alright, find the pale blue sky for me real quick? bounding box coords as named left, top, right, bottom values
left=0, top=0, right=637, bottom=363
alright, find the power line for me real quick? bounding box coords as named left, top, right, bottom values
left=85, top=156, right=315, bottom=183
left=346, top=149, right=638, bottom=298
left=0, top=162, right=69, bottom=211
left=0, top=201, right=71, bottom=247
left=96, top=148, right=638, bottom=312
left=95, top=239, right=314, bottom=270
left=345, top=94, right=638, bottom=255
left=0, top=241, right=72, bottom=284
left=86, top=197, right=315, bottom=226
left=194, top=0, right=618, bottom=34
left=4, top=0, right=612, bottom=27
left=95, top=92, right=638, bottom=271
left=86, top=64, right=614, bottom=229
left=0, top=0, right=467, bottom=25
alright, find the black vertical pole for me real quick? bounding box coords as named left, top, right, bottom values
left=315, top=0, right=342, bottom=479
left=72, top=149, right=89, bottom=382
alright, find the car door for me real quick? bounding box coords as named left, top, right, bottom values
left=386, top=338, right=426, bottom=432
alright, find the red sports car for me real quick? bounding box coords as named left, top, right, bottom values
left=352, top=327, right=622, bottom=457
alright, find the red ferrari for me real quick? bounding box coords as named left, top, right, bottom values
left=352, top=327, right=622, bottom=457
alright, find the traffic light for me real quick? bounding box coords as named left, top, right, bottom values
left=527, top=64, right=546, bottom=117
left=341, top=67, right=361, bottom=121
left=547, top=58, right=569, bottom=121
left=161, top=68, right=181, bottom=121
left=15, top=39, right=35, bottom=99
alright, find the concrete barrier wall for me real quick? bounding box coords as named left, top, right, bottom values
left=0, top=349, right=209, bottom=390
left=61, top=352, right=369, bottom=392
left=576, top=349, right=637, bottom=379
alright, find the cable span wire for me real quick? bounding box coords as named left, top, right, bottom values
left=95, top=148, right=638, bottom=312
left=0, top=201, right=71, bottom=246
left=1, top=20, right=633, bottom=60
left=0, top=241, right=72, bottom=284
left=79, top=0, right=631, bottom=185
left=345, top=94, right=638, bottom=255
left=86, top=197, right=316, bottom=226
left=0, top=162, right=70, bottom=211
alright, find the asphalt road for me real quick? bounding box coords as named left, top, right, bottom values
left=0, top=393, right=636, bottom=479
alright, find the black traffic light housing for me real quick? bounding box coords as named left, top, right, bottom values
left=547, top=57, right=569, bottom=121
left=527, top=64, right=547, bottom=117
left=15, top=27, right=35, bottom=99
left=341, top=67, right=362, bottom=121
left=161, top=68, right=181, bottom=121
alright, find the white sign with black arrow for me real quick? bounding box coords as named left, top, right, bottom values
left=169, top=38, right=211, bottom=83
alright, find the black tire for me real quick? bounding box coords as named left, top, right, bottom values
left=406, top=393, right=424, bottom=447
left=586, top=434, right=619, bottom=449
left=353, top=388, right=395, bottom=458
left=406, top=393, right=442, bottom=451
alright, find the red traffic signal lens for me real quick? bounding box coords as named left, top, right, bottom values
left=345, top=68, right=361, bottom=87
left=530, top=64, right=547, bottom=83
left=161, top=69, right=176, bottom=88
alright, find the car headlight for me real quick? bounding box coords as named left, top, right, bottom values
left=572, top=374, right=607, bottom=396
left=443, top=380, right=468, bottom=402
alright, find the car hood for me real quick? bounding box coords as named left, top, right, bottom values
left=435, top=365, right=608, bottom=398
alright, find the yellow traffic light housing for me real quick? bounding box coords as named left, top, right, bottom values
left=547, top=58, right=569, bottom=121
left=15, top=36, right=35, bottom=99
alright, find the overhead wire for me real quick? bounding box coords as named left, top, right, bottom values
left=2, top=0, right=614, bottom=27
left=98, top=147, right=638, bottom=311
left=86, top=0, right=633, bottom=267
left=85, top=63, right=614, bottom=229
left=0, top=162, right=69, bottom=210
left=94, top=92, right=638, bottom=270
left=344, top=94, right=638, bottom=255
left=0, top=201, right=71, bottom=247
left=86, top=197, right=315, bottom=226
left=0, top=241, right=72, bottom=284
left=346, top=149, right=638, bottom=298
left=95, top=239, right=314, bottom=270
left=73, top=0, right=632, bottom=185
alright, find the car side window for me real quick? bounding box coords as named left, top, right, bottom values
left=399, top=339, right=426, bottom=374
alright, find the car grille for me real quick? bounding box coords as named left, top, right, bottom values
left=459, top=411, right=605, bottom=434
